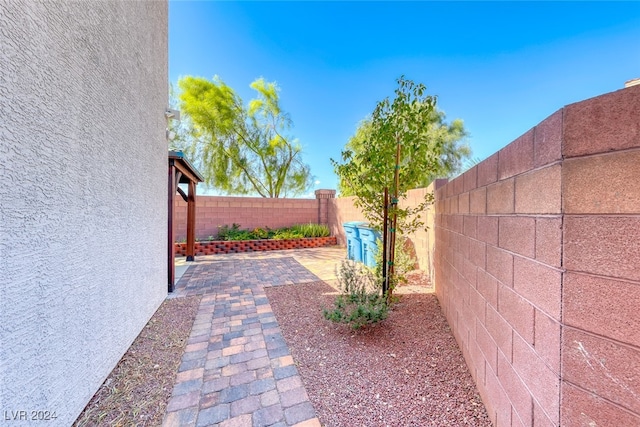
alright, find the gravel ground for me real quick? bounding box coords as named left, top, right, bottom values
left=73, top=295, right=201, bottom=427
left=265, top=281, right=492, bottom=427
left=72, top=273, right=490, bottom=427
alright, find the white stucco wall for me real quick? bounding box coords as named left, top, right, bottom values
left=0, top=2, right=168, bottom=425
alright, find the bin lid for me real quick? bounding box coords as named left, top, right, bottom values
left=343, top=221, right=367, bottom=227
left=358, top=223, right=378, bottom=230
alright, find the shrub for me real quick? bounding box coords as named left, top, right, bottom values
left=217, top=223, right=253, bottom=241
left=251, top=227, right=272, bottom=239
left=272, top=229, right=304, bottom=240
left=289, top=223, right=330, bottom=238
left=210, top=223, right=330, bottom=242
left=323, top=260, right=388, bottom=329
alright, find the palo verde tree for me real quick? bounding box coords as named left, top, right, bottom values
left=178, top=76, right=312, bottom=197
left=333, top=77, right=463, bottom=297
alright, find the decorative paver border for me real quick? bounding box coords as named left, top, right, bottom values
left=175, top=236, right=337, bottom=256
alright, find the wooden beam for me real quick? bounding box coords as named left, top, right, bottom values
left=176, top=186, right=188, bottom=203
left=168, top=164, right=176, bottom=292
left=186, top=180, right=197, bottom=261
left=173, top=161, right=200, bottom=185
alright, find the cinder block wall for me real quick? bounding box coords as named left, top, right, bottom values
left=398, top=180, right=447, bottom=276
left=174, top=191, right=335, bottom=240
left=435, top=116, right=564, bottom=426
left=434, top=84, right=640, bottom=426
left=559, top=85, right=640, bottom=426
left=0, top=2, right=168, bottom=425
left=327, top=183, right=444, bottom=273
left=327, top=196, right=366, bottom=246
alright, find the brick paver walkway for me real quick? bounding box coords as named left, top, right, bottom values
left=163, top=256, right=328, bottom=427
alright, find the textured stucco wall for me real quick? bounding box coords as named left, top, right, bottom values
left=0, top=2, right=168, bottom=425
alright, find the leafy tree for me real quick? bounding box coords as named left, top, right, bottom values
left=177, top=76, right=312, bottom=197
left=332, top=77, right=463, bottom=297
left=338, top=104, right=469, bottom=196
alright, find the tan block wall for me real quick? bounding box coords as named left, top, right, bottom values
left=434, top=84, right=640, bottom=426
left=174, top=195, right=322, bottom=240
left=435, top=123, right=564, bottom=425
left=398, top=181, right=446, bottom=275
left=560, top=85, right=640, bottom=426
left=327, top=196, right=366, bottom=246
left=327, top=184, right=442, bottom=274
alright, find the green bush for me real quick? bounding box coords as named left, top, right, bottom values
left=251, top=227, right=272, bottom=239
left=289, top=223, right=330, bottom=238
left=323, top=260, right=388, bottom=329
left=272, top=229, right=305, bottom=240
left=211, top=223, right=330, bottom=241
left=217, top=223, right=254, bottom=241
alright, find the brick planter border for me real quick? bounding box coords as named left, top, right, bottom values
left=174, top=236, right=338, bottom=256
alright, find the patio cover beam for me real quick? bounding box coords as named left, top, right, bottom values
left=168, top=151, right=204, bottom=292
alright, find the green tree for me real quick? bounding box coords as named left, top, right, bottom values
left=177, top=76, right=312, bottom=197
left=338, top=104, right=469, bottom=196
left=332, top=77, right=463, bottom=296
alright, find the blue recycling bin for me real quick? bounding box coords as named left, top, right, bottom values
left=358, top=225, right=381, bottom=268
left=343, top=221, right=366, bottom=262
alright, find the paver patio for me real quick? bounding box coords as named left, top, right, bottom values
left=163, top=248, right=344, bottom=427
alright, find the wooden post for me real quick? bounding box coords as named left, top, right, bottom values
left=186, top=180, right=196, bottom=261
left=168, top=164, right=176, bottom=292
left=382, top=187, right=389, bottom=296
left=388, top=136, right=402, bottom=302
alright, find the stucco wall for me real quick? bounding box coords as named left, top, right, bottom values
left=0, top=2, right=168, bottom=425
left=434, top=84, right=640, bottom=426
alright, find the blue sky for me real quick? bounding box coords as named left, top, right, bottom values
left=169, top=1, right=640, bottom=196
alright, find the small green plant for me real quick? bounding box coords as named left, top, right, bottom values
left=323, top=260, right=389, bottom=329
left=272, top=229, right=304, bottom=240
left=217, top=223, right=254, bottom=240
left=251, top=227, right=272, bottom=239
left=289, top=223, right=330, bottom=238
left=237, top=231, right=256, bottom=240
left=210, top=223, right=331, bottom=242
left=217, top=223, right=240, bottom=240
